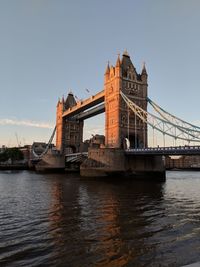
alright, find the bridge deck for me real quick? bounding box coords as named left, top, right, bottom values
left=65, top=152, right=88, bottom=162
left=125, top=146, right=200, bottom=156
left=62, top=90, right=105, bottom=118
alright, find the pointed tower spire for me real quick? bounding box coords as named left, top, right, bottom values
left=57, top=97, right=61, bottom=107
left=115, top=53, right=121, bottom=77
left=141, top=61, right=148, bottom=83
left=141, top=61, right=147, bottom=74
left=116, top=53, right=121, bottom=67
left=105, top=61, right=110, bottom=75
left=104, top=61, right=110, bottom=83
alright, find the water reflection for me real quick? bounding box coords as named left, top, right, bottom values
left=78, top=182, right=125, bottom=266
left=48, top=181, right=65, bottom=247
left=47, top=175, right=83, bottom=266
left=46, top=177, right=165, bottom=267
left=1, top=171, right=200, bottom=266
left=75, top=180, right=164, bottom=267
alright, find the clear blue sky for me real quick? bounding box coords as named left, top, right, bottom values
left=1, top=0, right=200, bottom=146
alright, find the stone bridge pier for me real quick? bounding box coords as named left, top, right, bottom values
left=80, top=148, right=165, bottom=181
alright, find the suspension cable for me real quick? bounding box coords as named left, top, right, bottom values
left=148, top=97, right=200, bottom=132
left=120, top=91, right=200, bottom=143
left=32, top=126, right=56, bottom=158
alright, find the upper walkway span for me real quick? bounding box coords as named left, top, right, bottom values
left=62, top=90, right=105, bottom=119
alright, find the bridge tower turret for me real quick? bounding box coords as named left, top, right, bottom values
left=104, top=51, right=148, bottom=148
left=104, top=54, right=122, bottom=147
left=56, top=98, right=64, bottom=151
left=56, top=92, right=84, bottom=154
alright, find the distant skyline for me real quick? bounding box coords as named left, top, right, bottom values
left=1, top=0, right=200, bottom=147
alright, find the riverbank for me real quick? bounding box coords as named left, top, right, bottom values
left=166, top=167, right=200, bottom=171
left=1, top=164, right=200, bottom=172
left=0, top=164, right=29, bottom=170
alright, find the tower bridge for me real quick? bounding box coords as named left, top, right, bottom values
left=34, top=50, right=200, bottom=179
left=56, top=50, right=148, bottom=154
left=54, top=50, right=162, bottom=179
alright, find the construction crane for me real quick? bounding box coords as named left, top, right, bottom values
left=15, top=133, right=21, bottom=147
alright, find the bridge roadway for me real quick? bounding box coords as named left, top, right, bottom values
left=65, top=146, right=200, bottom=162
left=65, top=152, right=88, bottom=162
left=125, top=146, right=200, bottom=156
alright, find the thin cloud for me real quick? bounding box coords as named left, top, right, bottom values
left=84, top=126, right=104, bottom=140
left=0, top=118, right=54, bottom=129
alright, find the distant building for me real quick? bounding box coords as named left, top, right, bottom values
left=19, top=145, right=31, bottom=161
left=166, top=155, right=200, bottom=169
left=79, top=134, right=105, bottom=153
left=90, top=134, right=105, bottom=148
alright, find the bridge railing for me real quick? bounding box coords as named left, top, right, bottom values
left=127, top=145, right=200, bottom=151
left=125, top=145, right=200, bottom=155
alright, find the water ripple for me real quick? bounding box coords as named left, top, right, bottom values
left=1, top=171, right=200, bottom=266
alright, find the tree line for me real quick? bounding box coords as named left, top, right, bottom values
left=0, top=148, right=24, bottom=163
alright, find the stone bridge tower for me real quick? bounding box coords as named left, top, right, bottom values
left=104, top=50, right=148, bottom=148
left=56, top=93, right=83, bottom=153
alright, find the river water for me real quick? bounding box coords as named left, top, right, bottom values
left=0, top=171, right=200, bottom=267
